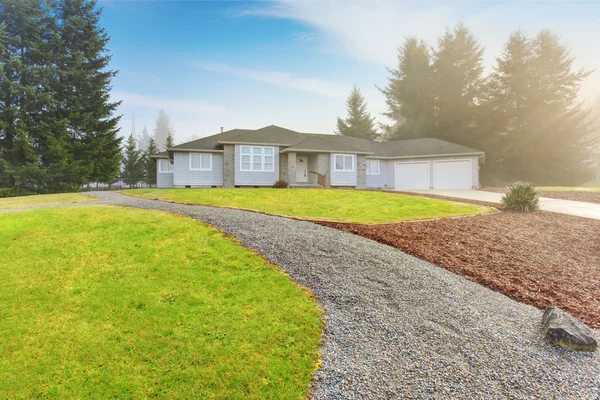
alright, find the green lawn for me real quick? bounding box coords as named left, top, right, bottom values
left=0, top=206, right=321, bottom=399
left=0, top=192, right=95, bottom=209
left=124, top=188, right=488, bottom=224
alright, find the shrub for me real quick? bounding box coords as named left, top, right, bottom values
left=501, top=181, right=540, bottom=212
left=272, top=179, right=289, bottom=188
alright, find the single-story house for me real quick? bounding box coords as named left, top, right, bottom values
left=151, top=125, right=484, bottom=190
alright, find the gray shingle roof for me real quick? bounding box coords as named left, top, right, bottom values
left=159, top=125, right=484, bottom=158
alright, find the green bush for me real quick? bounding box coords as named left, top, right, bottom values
left=501, top=181, right=540, bottom=212
left=272, top=179, right=289, bottom=188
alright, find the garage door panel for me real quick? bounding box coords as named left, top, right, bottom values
left=434, top=160, right=471, bottom=190
left=395, top=162, right=429, bottom=190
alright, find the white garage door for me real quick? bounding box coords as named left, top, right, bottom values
left=395, top=162, right=430, bottom=190
left=433, top=160, right=471, bottom=189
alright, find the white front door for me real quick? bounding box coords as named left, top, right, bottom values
left=296, top=156, right=308, bottom=182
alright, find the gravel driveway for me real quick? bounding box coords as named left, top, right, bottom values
left=18, top=192, right=600, bottom=398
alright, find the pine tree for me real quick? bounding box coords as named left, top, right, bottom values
left=145, top=137, right=158, bottom=187
left=484, top=30, right=596, bottom=185
left=336, top=86, right=378, bottom=140
left=55, top=0, right=122, bottom=186
left=122, top=135, right=144, bottom=187
left=154, top=109, right=174, bottom=150
left=0, top=0, right=54, bottom=191
left=165, top=132, right=175, bottom=149
left=137, top=125, right=151, bottom=151
left=380, top=37, right=435, bottom=140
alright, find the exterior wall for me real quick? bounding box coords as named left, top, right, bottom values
left=172, top=152, right=223, bottom=187
left=156, top=161, right=174, bottom=188
left=279, top=152, right=289, bottom=182
left=385, top=155, right=480, bottom=189
left=223, top=145, right=234, bottom=188
left=316, top=153, right=330, bottom=187
left=234, top=145, right=280, bottom=186
left=366, top=159, right=388, bottom=189
left=287, top=152, right=297, bottom=185
left=330, top=154, right=358, bottom=187
left=356, top=155, right=366, bottom=189
left=307, top=154, right=319, bottom=184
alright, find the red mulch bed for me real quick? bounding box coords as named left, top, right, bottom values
left=316, top=212, right=600, bottom=329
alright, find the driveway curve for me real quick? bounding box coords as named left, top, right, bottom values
left=26, top=192, right=600, bottom=398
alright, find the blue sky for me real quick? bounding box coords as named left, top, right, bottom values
left=99, top=0, right=600, bottom=144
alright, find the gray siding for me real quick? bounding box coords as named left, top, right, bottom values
left=172, top=152, right=223, bottom=187
left=330, top=154, right=357, bottom=187
left=386, top=155, right=480, bottom=189
left=156, top=162, right=174, bottom=188
left=234, top=145, right=279, bottom=186
left=366, top=159, right=388, bottom=189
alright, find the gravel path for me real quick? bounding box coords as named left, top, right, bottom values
left=8, top=192, right=600, bottom=399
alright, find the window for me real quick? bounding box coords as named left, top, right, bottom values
left=334, top=154, right=355, bottom=172
left=158, top=159, right=173, bottom=173
left=189, top=153, right=212, bottom=170
left=240, top=146, right=274, bottom=172
left=366, top=159, right=380, bottom=175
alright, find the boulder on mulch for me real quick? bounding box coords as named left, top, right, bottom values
left=542, top=307, right=597, bottom=352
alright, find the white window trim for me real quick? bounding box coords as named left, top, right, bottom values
left=158, top=159, right=173, bottom=173
left=333, top=154, right=355, bottom=172
left=366, top=159, right=380, bottom=175
left=240, top=146, right=275, bottom=172
left=189, top=153, right=212, bottom=171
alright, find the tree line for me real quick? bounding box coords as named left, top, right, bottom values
left=336, top=23, right=598, bottom=185
left=0, top=0, right=121, bottom=195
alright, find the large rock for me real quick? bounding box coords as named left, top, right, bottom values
left=542, top=307, right=597, bottom=352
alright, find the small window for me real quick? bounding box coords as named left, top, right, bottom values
left=240, top=146, right=275, bottom=172
left=366, top=160, right=380, bottom=175
left=334, top=154, right=355, bottom=172
left=189, top=153, right=212, bottom=171
left=158, top=159, right=173, bottom=173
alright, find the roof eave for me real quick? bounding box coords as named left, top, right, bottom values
left=217, top=141, right=291, bottom=146
left=167, top=148, right=224, bottom=153
left=369, top=152, right=485, bottom=159
left=281, top=148, right=373, bottom=155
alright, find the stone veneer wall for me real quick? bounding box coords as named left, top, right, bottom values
left=279, top=153, right=289, bottom=182
left=356, top=154, right=366, bottom=189
left=223, top=144, right=234, bottom=188
left=287, top=152, right=297, bottom=185
left=316, top=153, right=330, bottom=187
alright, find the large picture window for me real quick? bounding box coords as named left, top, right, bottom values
left=240, top=146, right=274, bottom=172
left=366, top=159, right=380, bottom=175
left=189, top=153, right=212, bottom=171
left=158, top=159, right=173, bottom=173
left=334, top=154, right=355, bottom=172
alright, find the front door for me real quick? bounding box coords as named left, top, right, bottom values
left=296, top=156, right=308, bottom=183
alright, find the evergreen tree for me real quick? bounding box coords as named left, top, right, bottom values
left=137, top=125, right=151, bottom=151
left=145, top=137, right=158, bottom=187
left=431, top=23, right=485, bottom=148
left=0, top=0, right=55, bottom=191
left=55, top=0, right=122, bottom=186
left=154, top=109, right=174, bottom=150
left=121, top=135, right=144, bottom=187
left=485, top=30, right=596, bottom=185
left=380, top=37, right=435, bottom=140
left=165, top=132, right=175, bottom=149
left=336, top=86, right=378, bottom=140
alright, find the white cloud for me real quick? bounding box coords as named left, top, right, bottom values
left=248, top=0, right=600, bottom=101
left=111, top=91, right=226, bottom=116
left=194, top=61, right=348, bottom=99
